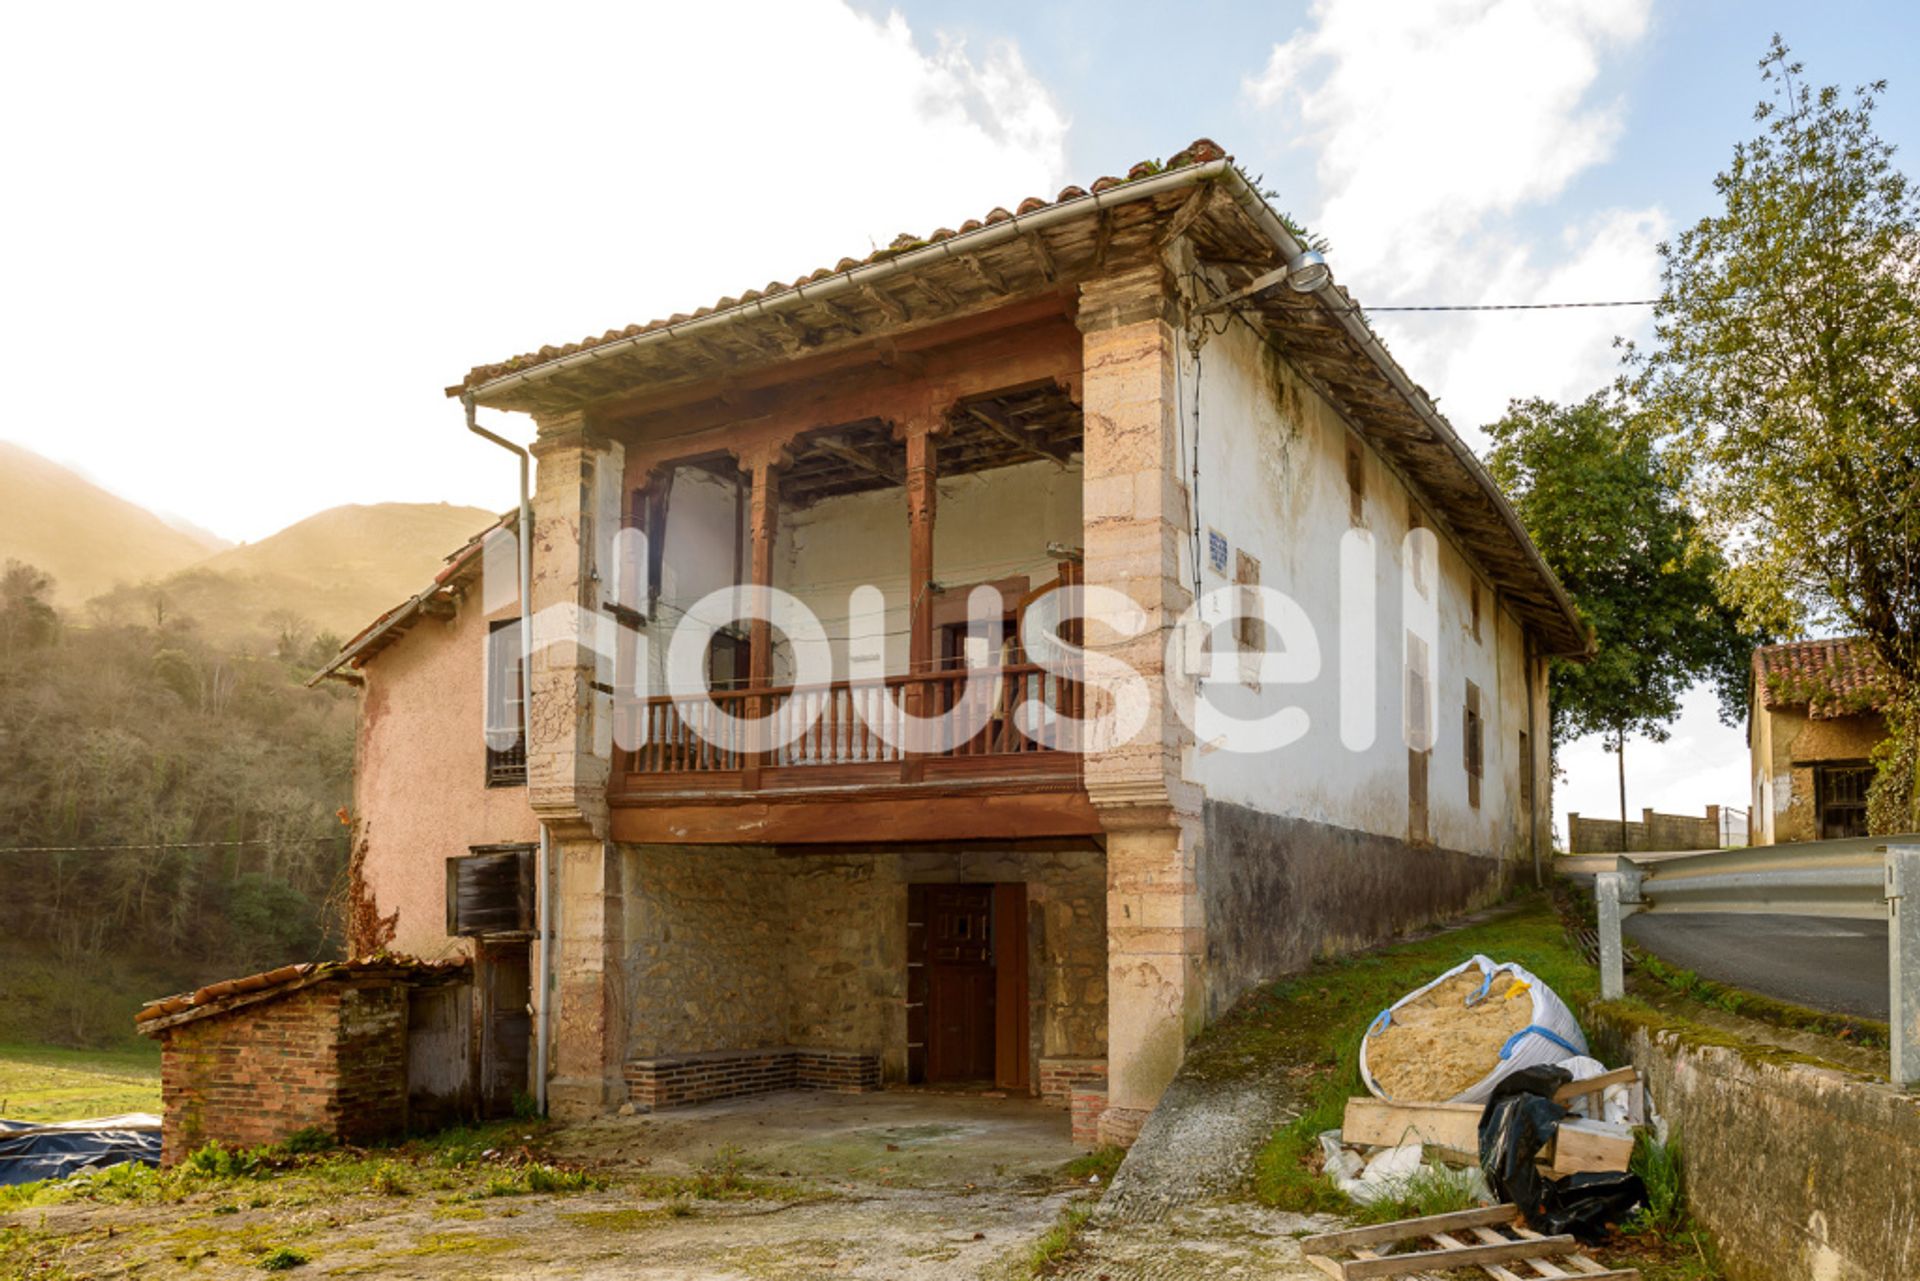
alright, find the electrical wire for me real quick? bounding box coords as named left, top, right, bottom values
left=1359, top=299, right=1661, bottom=313
left=0, top=836, right=346, bottom=855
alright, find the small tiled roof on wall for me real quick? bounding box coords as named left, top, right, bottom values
left=1754, top=637, right=1892, bottom=719
left=135, top=957, right=467, bottom=1036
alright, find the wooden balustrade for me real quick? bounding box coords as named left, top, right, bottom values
left=617, top=664, right=1082, bottom=782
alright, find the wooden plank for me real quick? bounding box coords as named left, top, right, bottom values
left=1551, top=1120, right=1636, bottom=1175
left=1342, top=1099, right=1634, bottom=1175
left=1343, top=1097, right=1481, bottom=1156
left=1552, top=1066, right=1638, bottom=1110
left=1342, top=1235, right=1576, bottom=1280
left=1300, top=1204, right=1521, bottom=1253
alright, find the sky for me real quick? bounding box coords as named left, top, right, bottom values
left=2, top=0, right=1916, bottom=844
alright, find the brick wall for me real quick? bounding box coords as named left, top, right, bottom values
left=1038, top=1056, right=1107, bottom=1107
left=158, top=979, right=408, bottom=1165
left=1069, top=1083, right=1107, bottom=1150
left=622, top=1047, right=881, bottom=1112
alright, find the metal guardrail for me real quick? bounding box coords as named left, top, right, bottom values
left=1594, top=833, right=1920, bottom=1089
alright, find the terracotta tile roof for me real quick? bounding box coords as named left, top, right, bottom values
left=306, top=509, right=515, bottom=685
left=135, top=957, right=467, bottom=1035
left=455, top=140, right=1231, bottom=393
left=1755, top=637, right=1892, bottom=718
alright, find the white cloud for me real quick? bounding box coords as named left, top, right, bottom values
left=0, top=2, right=1068, bottom=542
left=1243, top=0, right=1658, bottom=435
left=1244, top=2, right=1742, bottom=843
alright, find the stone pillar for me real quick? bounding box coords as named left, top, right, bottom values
left=1076, top=263, right=1205, bottom=1147
left=529, top=410, right=628, bottom=1119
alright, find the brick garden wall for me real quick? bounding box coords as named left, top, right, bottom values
left=158, top=980, right=408, bottom=1165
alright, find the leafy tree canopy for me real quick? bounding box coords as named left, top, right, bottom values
left=1487, top=395, right=1757, bottom=755
left=1629, top=36, right=1920, bottom=689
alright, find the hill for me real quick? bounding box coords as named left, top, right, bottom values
left=94, top=502, right=500, bottom=642
left=0, top=441, right=218, bottom=602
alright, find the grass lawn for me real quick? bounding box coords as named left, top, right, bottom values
left=0, top=1041, right=161, bottom=1123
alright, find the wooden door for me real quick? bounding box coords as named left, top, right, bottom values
left=925, top=884, right=995, bottom=1082
left=992, top=882, right=1030, bottom=1093
left=478, top=943, right=531, bottom=1118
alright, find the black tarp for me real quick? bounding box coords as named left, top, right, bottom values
left=0, top=1116, right=161, bottom=1186
left=1477, top=1066, right=1645, bottom=1240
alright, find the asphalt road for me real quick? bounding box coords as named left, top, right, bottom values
left=1624, top=912, right=1889, bottom=1021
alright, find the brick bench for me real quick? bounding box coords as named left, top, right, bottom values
left=623, top=1047, right=881, bottom=1112
left=1038, top=1056, right=1107, bottom=1107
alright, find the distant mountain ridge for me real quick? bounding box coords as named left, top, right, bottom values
left=0, top=440, right=218, bottom=602
left=1, top=441, right=497, bottom=639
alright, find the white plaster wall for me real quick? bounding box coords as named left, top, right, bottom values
left=648, top=458, right=1081, bottom=684
left=1177, top=319, right=1530, bottom=860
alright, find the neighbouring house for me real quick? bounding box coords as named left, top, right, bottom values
left=1750, top=637, right=1892, bottom=845
left=312, top=139, right=1584, bottom=1148
left=134, top=960, right=472, bottom=1164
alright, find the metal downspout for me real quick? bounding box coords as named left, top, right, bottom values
left=464, top=394, right=550, bottom=1117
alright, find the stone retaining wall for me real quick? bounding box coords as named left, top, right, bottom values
left=1592, top=1008, right=1920, bottom=1281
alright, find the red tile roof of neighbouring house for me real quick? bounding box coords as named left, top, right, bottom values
left=1754, top=637, right=1892, bottom=719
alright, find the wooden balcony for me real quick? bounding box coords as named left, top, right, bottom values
left=607, top=665, right=1098, bottom=845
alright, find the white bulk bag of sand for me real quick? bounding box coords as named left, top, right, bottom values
left=1359, top=954, right=1586, bottom=1105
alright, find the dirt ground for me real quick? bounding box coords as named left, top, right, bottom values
left=0, top=1089, right=1327, bottom=1280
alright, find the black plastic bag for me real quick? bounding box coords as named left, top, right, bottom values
left=1477, top=1064, right=1645, bottom=1240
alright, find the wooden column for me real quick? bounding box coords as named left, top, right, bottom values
left=898, top=413, right=945, bottom=781
left=733, top=444, right=788, bottom=787
left=903, top=419, right=941, bottom=674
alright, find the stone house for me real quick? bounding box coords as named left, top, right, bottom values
left=315, top=139, right=1583, bottom=1146
left=1750, top=637, right=1891, bottom=844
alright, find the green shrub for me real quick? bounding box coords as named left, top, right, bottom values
left=258, top=1246, right=309, bottom=1271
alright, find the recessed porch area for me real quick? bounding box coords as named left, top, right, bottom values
left=615, top=842, right=1107, bottom=1132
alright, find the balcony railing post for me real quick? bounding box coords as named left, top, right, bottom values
left=1890, top=845, right=1920, bottom=1090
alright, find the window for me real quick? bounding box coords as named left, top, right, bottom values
left=485, top=619, right=527, bottom=788
left=1518, top=730, right=1534, bottom=812
left=1346, top=440, right=1364, bottom=524
left=1234, top=550, right=1263, bottom=650
left=1234, top=550, right=1263, bottom=689
left=1464, top=681, right=1484, bottom=809
left=1470, top=583, right=1483, bottom=643
left=1404, top=632, right=1432, bottom=751
left=447, top=844, right=535, bottom=937
left=1815, top=763, right=1873, bottom=840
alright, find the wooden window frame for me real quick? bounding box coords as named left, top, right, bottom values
left=1464, top=681, right=1484, bottom=810
left=485, top=619, right=527, bottom=788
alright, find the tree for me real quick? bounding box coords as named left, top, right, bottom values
left=1630, top=38, right=1920, bottom=827
left=1488, top=395, right=1757, bottom=851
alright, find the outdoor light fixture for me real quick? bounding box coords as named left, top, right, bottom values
left=1195, top=246, right=1334, bottom=318
left=1284, top=248, right=1330, bottom=293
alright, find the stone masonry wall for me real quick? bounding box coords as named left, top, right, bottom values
left=623, top=847, right=788, bottom=1058
left=1594, top=1009, right=1920, bottom=1281
left=620, top=845, right=1106, bottom=1088
left=158, top=981, right=408, bottom=1165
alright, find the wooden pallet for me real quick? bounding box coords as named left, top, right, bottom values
left=1300, top=1204, right=1639, bottom=1280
